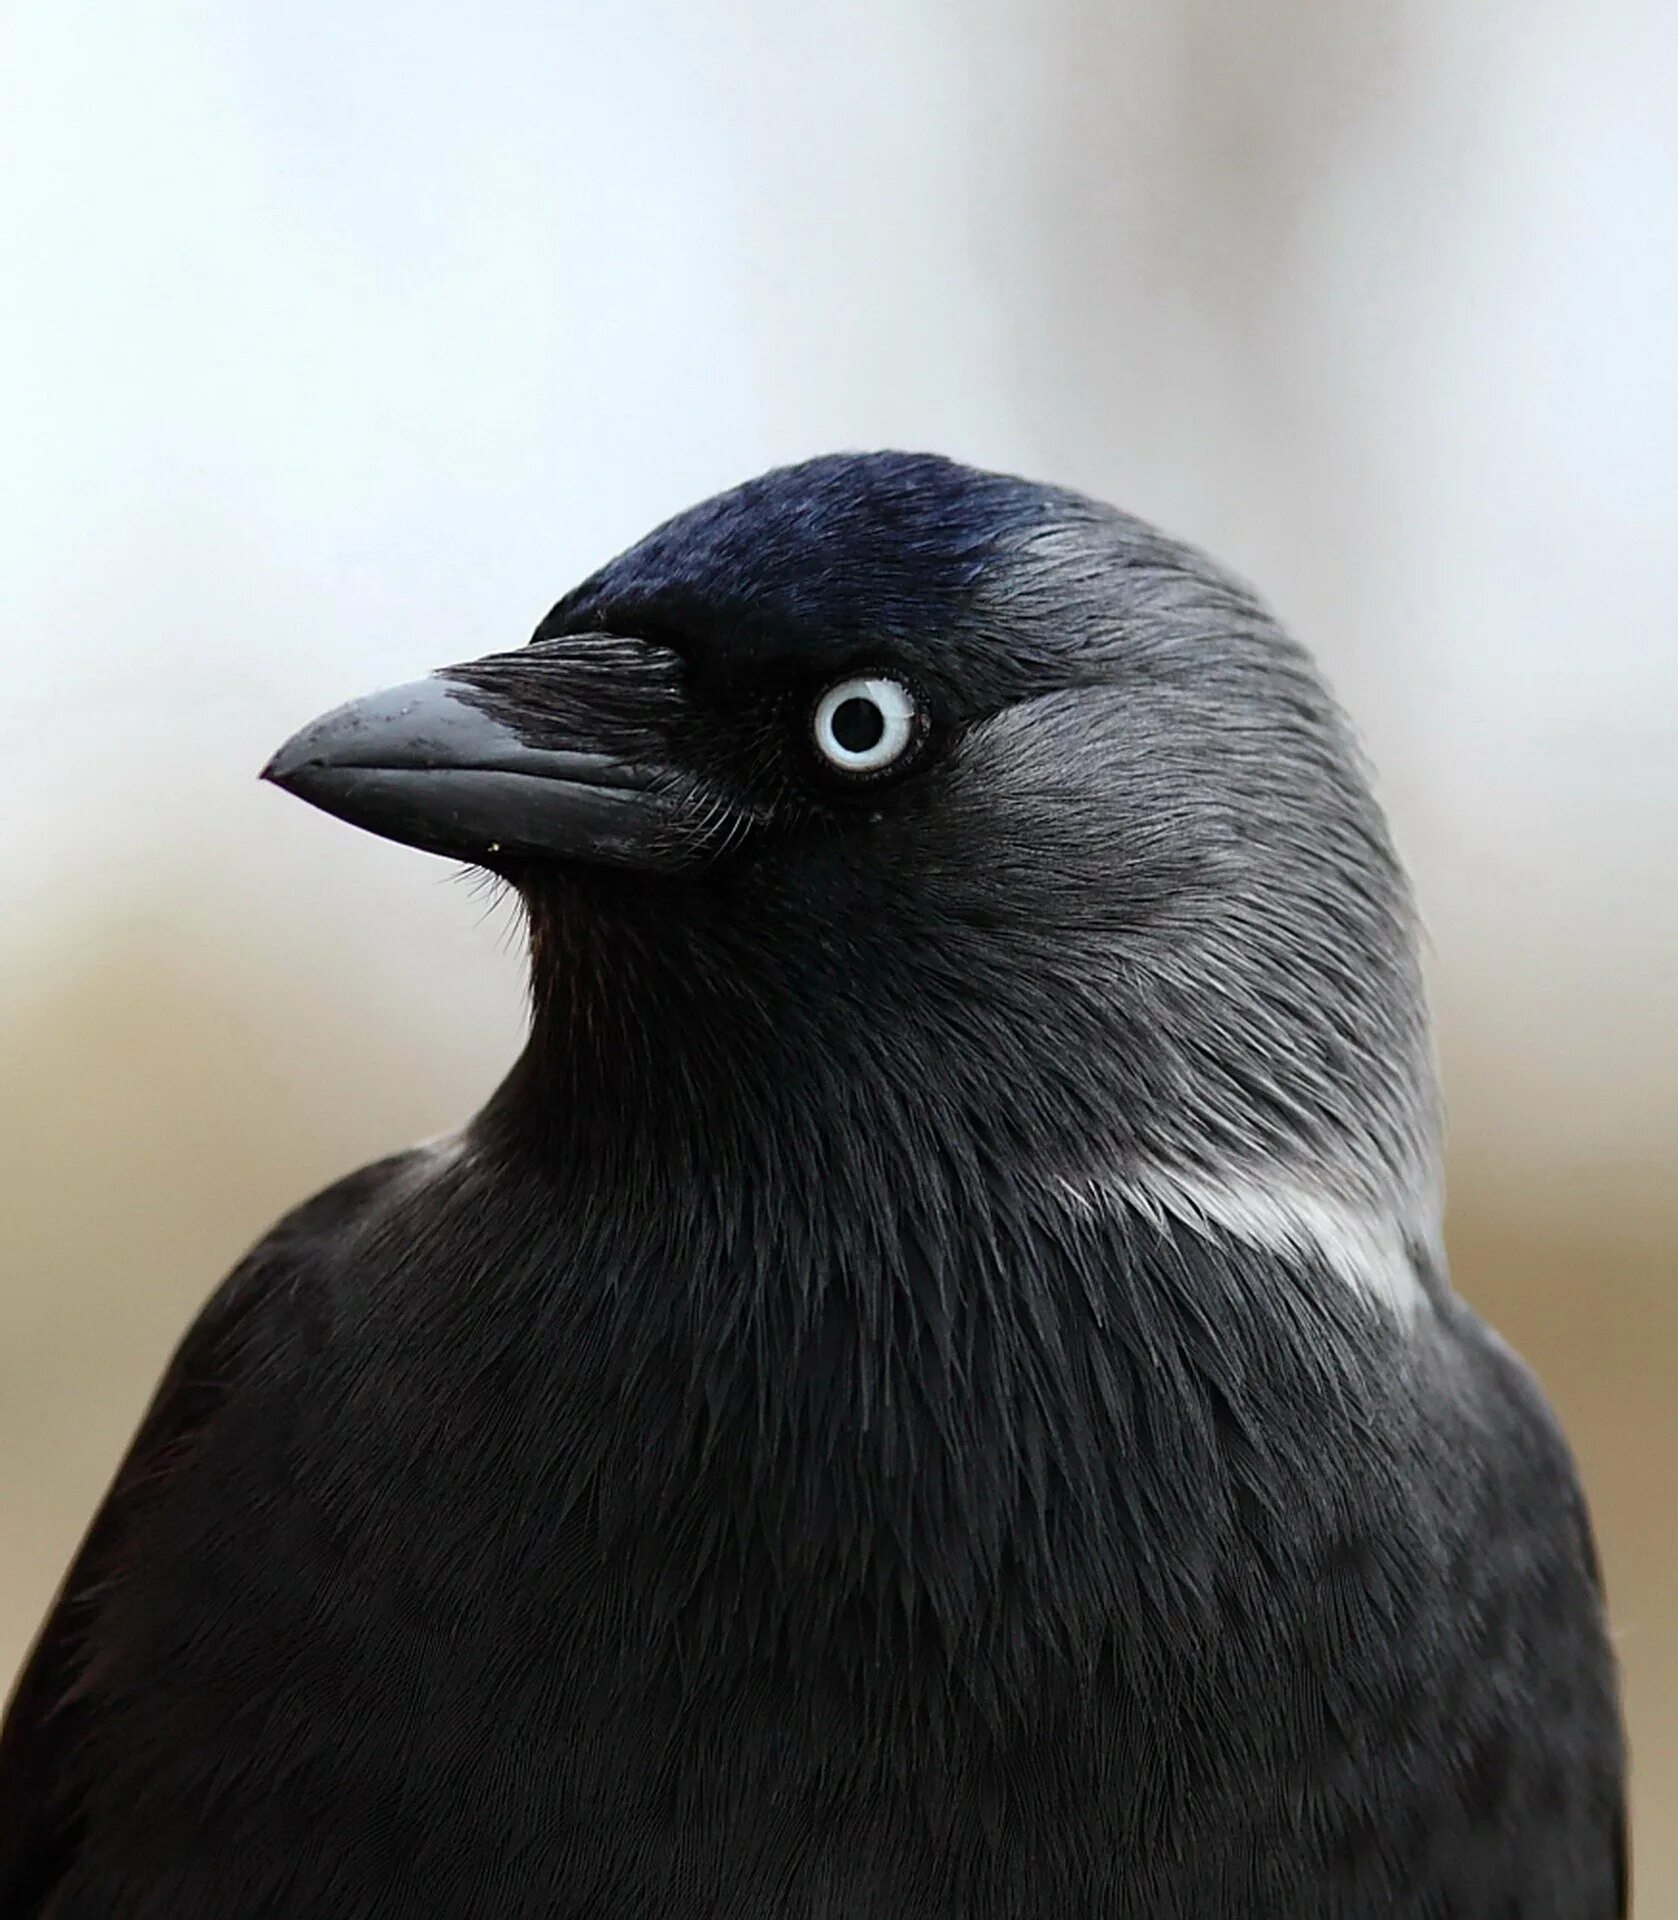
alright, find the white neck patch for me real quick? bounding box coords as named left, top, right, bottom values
left=1054, top=1164, right=1430, bottom=1320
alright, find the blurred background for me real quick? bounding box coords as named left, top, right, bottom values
left=2, top=0, right=1673, bottom=1894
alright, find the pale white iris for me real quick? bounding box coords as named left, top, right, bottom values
left=811, top=676, right=918, bottom=774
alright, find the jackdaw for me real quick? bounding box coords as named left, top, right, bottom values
left=0, top=453, right=1625, bottom=1916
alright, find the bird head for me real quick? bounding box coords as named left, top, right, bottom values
left=265, top=453, right=1440, bottom=1305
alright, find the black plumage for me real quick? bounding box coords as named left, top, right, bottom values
left=1, top=454, right=1625, bottom=1916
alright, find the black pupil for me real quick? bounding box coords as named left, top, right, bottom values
left=831, top=695, right=886, bottom=755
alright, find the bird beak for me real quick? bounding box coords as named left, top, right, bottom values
left=261, top=667, right=694, bottom=871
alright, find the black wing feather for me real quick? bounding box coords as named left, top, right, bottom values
left=1448, top=1304, right=1630, bottom=1918
left=0, top=1154, right=416, bottom=1917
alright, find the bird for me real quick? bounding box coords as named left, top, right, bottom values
left=1, top=451, right=1624, bottom=1917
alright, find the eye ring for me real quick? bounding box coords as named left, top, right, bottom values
left=810, top=676, right=921, bottom=777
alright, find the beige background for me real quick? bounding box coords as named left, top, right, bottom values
left=3, top=0, right=1673, bottom=1900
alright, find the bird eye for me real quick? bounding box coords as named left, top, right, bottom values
left=810, top=676, right=920, bottom=776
